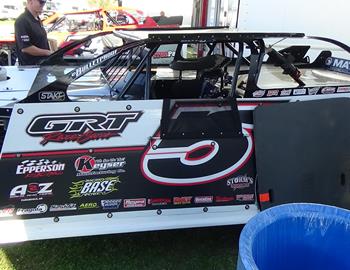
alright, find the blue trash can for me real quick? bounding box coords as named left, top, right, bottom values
left=237, top=203, right=350, bottom=270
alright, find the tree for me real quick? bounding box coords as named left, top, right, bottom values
left=88, top=0, right=117, bottom=9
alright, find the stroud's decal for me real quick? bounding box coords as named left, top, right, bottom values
left=325, top=57, right=350, bottom=75
left=26, top=111, right=142, bottom=145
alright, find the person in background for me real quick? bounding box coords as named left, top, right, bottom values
left=14, top=0, right=52, bottom=65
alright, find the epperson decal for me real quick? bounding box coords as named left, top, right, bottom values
left=26, top=112, right=142, bottom=145
left=16, top=159, right=65, bottom=178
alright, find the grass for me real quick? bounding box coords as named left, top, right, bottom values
left=0, top=225, right=243, bottom=270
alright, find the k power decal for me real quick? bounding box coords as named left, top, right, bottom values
left=26, top=112, right=142, bottom=145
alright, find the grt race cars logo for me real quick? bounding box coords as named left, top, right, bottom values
left=26, top=112, right=142, bottom=145
left=74, top=156, right=126, bottom=176
left=16, top=159, right=65, bottom=178
left=69, top=177, right=120, bottom=198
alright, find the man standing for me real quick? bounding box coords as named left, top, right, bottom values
left=15, top=0, right=52, bottom=65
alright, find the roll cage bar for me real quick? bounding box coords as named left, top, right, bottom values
left=21, top=28, right=350, bottom=103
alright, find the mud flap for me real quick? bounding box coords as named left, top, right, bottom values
left=254, top=98, right=350, bottom=210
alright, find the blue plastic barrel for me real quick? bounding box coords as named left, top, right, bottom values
left=237, top=203, right=350, bottom=270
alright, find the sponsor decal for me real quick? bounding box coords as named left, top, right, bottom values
left=280, top=89, right=292, bottom=96
left=337, top=86, right=350, bottom=93
left=153, top=51, right=174, bottom=58
left=173, top=196, right=192, bottom=205
left=321, top=87, right=336, bottom=94
left=16, top=159, right=65, bottom=178
left=101, top=199, right=122, bottom=210
left=308, top=87, right=320, bottom=95
left=39, top=91, right=65, bottom=102
left=0, top=206, right=15, bottom=217
left=293, top=88, right=306, bottom=95
left=16, top=204, right=48, bottom=216
left=69, top=177, right=120, bottom=199
left=10, top=182, right=53, bottom=201
left=215, top=196, right=235, bottom=203
left=147, top=198, right=171, bottom=206
left=49, top=203, right=77, bottom=212
left=70, top=49, right=119, bottom=79
left=79, top=202, right=99, bottom=209
left=227, top=175, right=254, bottom=190
left=266, top=90, right=279, bottom=97
left=75, top=156, right=126, bottom=176
left=236, top=194, right=254, bottom=202
left=123, top=198, right=146, bottom=208
left=252, top=90, right=265, bottom=98
left=325, top=57, right=350, bottom=75
left=27, top=112, right=142, bottom=145
left=194, top=196, right=213, bottom=204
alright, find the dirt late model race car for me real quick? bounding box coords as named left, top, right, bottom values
left=0, top=28, right=350, bottom=243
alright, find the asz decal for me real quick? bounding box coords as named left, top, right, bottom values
left=141, top=105, right=253, bottom=186
left=69, top=177, right=120, bottom=198
left=27, top=112, right=142, bottom=145
left=10, top=183, right=53, bottom=201
left=74, top=156, right=126, bottom=176
left=16, top=159, right=65, bottom=178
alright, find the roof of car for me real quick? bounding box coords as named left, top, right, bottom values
left=114, top=27, right=305, bottom=43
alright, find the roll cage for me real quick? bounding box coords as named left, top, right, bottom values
left=22, top=27, right=350, bottom=103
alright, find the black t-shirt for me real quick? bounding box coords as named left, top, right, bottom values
left=15, top=8, right=50, bottom=65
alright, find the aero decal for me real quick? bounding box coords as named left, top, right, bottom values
left=141, top=124, right=253, bottom=186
